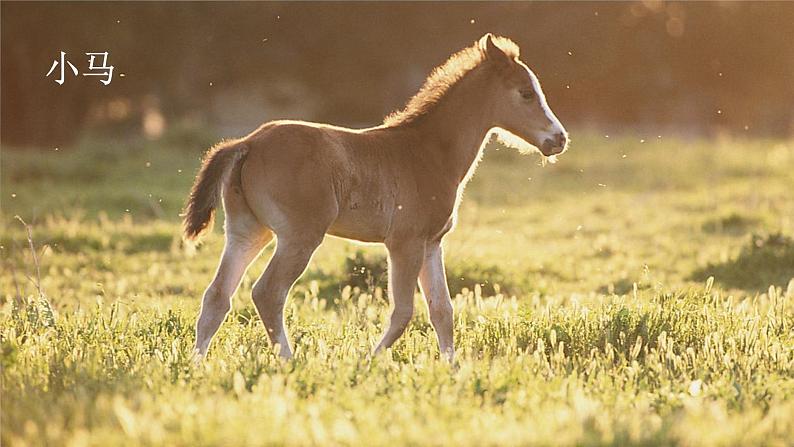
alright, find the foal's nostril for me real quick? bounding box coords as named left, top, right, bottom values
left=542, top=134, right=567, bottom=155
left=556, top=133, right=567, bottom=147
left=541, top=138, right=555, bottom=154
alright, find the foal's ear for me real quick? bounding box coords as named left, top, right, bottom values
left=479, top=33, right=511, bottom=65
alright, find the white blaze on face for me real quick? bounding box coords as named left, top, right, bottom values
left=525, top=67, right=566, bottom=137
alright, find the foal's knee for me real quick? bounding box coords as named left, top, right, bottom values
left=251, top=279, right=282, bottom=307
left=251, top=280, right=287, bottom=321
left=390, top=302, right=415, bottom=330
left=201, top=285, right=232, bottom=316
left=429, top=297, right=452, bottom=317
left=428, top=297, right=453, bottom=325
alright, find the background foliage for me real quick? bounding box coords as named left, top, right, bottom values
left=3, top=1, right=794, bottom=146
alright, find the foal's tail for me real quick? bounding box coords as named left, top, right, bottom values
left=182, top=140, right=249, bottom=241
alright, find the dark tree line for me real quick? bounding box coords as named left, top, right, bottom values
left=3, top=1, right=794, bottom=147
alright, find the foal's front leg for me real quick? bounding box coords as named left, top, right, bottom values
left=418, top=241, right=454, bottom=361
left=374, top=239, right=426, bottom=354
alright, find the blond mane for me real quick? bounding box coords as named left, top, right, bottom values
left=384, top=36, right=520, bottom=127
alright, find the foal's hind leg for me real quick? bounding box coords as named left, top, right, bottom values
left=194, top=202, right=272, bottom=356
left=251, top=233, right=323, bottom=359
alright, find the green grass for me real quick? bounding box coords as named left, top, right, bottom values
left=2, top=133, right=793, bottom=446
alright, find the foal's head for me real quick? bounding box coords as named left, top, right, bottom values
left=479, top=34, right=568, bottom=157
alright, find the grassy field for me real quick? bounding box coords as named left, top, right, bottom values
left=2, top=132, right=793, bottom=446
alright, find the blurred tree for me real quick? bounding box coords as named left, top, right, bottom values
left=2, top=2, right=793, bottom=147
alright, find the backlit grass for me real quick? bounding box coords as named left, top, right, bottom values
left=2, top=132, right=793, bottom=445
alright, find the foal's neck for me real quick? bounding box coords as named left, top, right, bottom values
left=413, top=71, right=495, bottom=186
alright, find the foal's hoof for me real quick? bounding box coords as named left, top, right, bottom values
left=191, top=349, right=206, bottom=365
left=273, top=342, right=294, bottom=361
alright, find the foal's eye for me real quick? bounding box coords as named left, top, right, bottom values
left=520, top=90, right=535, bottom=100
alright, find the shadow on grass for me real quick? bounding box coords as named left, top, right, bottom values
left=690, top=233, right=794, bottom=292
left=301, top=249, right=526, bottom=302
left=1, top=230, right=179, bottom=256
left=597, top=278, right=651, bottom=296
left=701, top=212, right=760, bottom=235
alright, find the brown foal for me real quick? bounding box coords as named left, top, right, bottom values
left=183, top=34, right=568, bottom=361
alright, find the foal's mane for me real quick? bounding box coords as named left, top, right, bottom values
left=384, top=36, right=520, bottom=127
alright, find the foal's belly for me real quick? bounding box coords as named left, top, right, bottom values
left=327, top=207, right=390, bottom=243
left=327, top=193, right=392, bottom=243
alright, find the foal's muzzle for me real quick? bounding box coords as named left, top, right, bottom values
left=541, top=133, right=567, bottom=156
